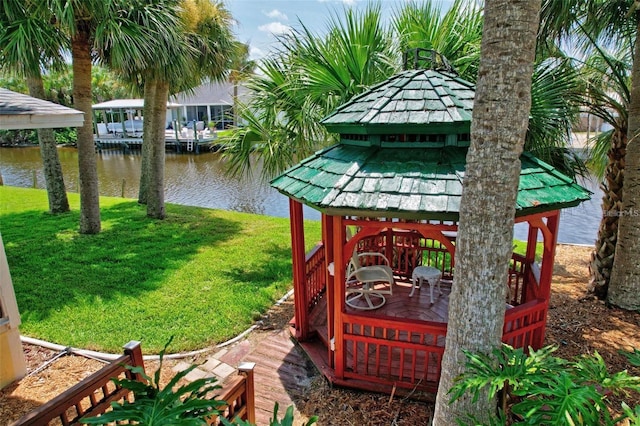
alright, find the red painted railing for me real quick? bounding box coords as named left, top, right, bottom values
left=337, top=299, right=548, bottom=392
left=300, top=233, right=546, bottom=393
left=357, top=231, right=454, bottom=279
left=304, top=243, right=326, bottom=313
left=341, top=313, right=447, bottom=391
left=502, top=298, right=547, bottom=349
left=508, top=254, right=527, bottom=305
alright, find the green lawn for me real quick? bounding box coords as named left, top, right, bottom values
left=0, top=186, right=321, bottom=354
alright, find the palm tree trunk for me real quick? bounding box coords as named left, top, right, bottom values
left=589, top=127, right=626, bottom=298
left=138, top=79, right=156, bottom=205
left=72, top=26, right=101, bottom=234
left=146, top=79, right=168, bottom=219
left=25, top=74, right=70, bottom=214
left=433, top=0, right=541, bottom=422
left=608, top=17, right=640, bottom=311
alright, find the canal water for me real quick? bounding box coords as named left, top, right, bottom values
left=0, top=146, right=602, bottom=245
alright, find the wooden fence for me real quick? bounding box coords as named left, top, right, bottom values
left=11, top=341, right=255, bottom=426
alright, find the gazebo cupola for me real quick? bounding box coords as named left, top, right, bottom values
left=271, top=49, right=590, bottom=394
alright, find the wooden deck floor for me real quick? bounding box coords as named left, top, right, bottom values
left=217, top=325, right=317, bottom=425
left=310, top=277, right=452, bottom=337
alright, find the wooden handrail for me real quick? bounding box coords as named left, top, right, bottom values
left=11, top=343, right=256, bottom=426
left=208, top=362, right=256, bottom=425
left=11, top=341, right=144, bottom=426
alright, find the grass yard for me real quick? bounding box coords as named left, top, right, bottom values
left=0, top=186, right=321, bottom=354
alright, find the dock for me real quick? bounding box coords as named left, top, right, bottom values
left=94, top=133, right=220, bottom=154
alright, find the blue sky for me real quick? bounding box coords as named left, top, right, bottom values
left=226, top=0, right=455, bottom=60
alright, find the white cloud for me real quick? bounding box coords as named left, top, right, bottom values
left=317, top=0, right=358, bottom=5
left=265, top=9, right=288, bottom=21
left=258, top=22, right=292, bottom=36
left=249, top=46, right=266, bottom=60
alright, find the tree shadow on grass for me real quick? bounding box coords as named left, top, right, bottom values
left=222, top=245, right=293, bottom=291
left=1, top=201, right=242, bottom=322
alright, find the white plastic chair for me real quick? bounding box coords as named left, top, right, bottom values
left=345, top=249, right=394, bottom=310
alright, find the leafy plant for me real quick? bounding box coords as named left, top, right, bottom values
left=82, top=337, right=226, bottom=425
left=449, top=344, right=640, bottom=425
left=54, top=128, right=78, bottom=145
left=222, top=402, right=318, bottom=426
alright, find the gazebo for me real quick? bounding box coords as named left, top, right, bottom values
left=270, top=53, right=590, bottom=394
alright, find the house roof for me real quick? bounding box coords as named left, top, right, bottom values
left=170, top=81, right=249, bottom=106
left=321, top=69, right=475, bottom=135
left=0, top=88, right=84, bottom=129
left=92, top=99, right=182, bottom=110
left=271, top=144, right=591, bottom=220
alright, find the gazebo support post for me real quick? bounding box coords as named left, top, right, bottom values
left=332, top=215, right=346, bottom=379
left=539, top=211, right=560, bottom=299
left=289, top=199, right=308, bottom=340
left=525, top=221, right=539, bottom=302
left=322, top=213, right=335, bottom=368
left=536, top=210, right=560, bottom=347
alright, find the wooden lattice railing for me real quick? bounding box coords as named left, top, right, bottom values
left=11, top=342, right=255, bottom=426
left=301, top=229, right=544, bottom=392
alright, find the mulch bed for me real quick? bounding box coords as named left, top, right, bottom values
left=1, top=244, right=639, bottom=425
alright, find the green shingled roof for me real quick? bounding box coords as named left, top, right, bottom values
left=271, top=64, right=590, bottom=218
left=321, top=69, right=475, bottom=135
left=271, top=144, right=591, bottom=220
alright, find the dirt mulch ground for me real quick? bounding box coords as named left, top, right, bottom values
left=2, top=244, right=639, bottom=425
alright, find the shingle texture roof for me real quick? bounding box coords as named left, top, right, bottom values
left=321, top=69, right=474, bottom=134
left=271, top=144, right=591, bottom=220
left=271, top=66, right=590, bottom=217
left=0, top=88, right=84, bottom=129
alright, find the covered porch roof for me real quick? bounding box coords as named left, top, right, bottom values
left=0, top=88, right=84, bottom=129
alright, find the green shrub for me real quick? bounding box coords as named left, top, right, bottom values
left=81, top=337, right=317, bottom=426
left=0, top=129, right=37, bottom=145
left=54, top=127, right=77, bottom=144
left=82, top=338, right=226, bottom=425
left=223, top=403, right=317, bottom=426
left=449, top=344, right=640, bottom=425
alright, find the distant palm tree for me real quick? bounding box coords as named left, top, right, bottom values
left=393, top=0, right=483, bottom=82
left=0, top=1, right=70, bottom=214
left=228, top=42, right=256, bottom=126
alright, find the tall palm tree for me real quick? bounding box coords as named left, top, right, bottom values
left=221, top=4, right=397, bottom=178
left=608, top=2, right=640, bottom=310
left=109, top=0, right=235, bottom=219
left=583, top=45, right=630, bottom=298
left=0, top=0, right=70, bottom=214
left=539, top=0, right=636, bottom=303
left=433, top=0, right=542, bottom=420
left=47, top=0, right=110, bottom=233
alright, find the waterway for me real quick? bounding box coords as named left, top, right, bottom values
left=0, top=146, right=602, bottom=245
